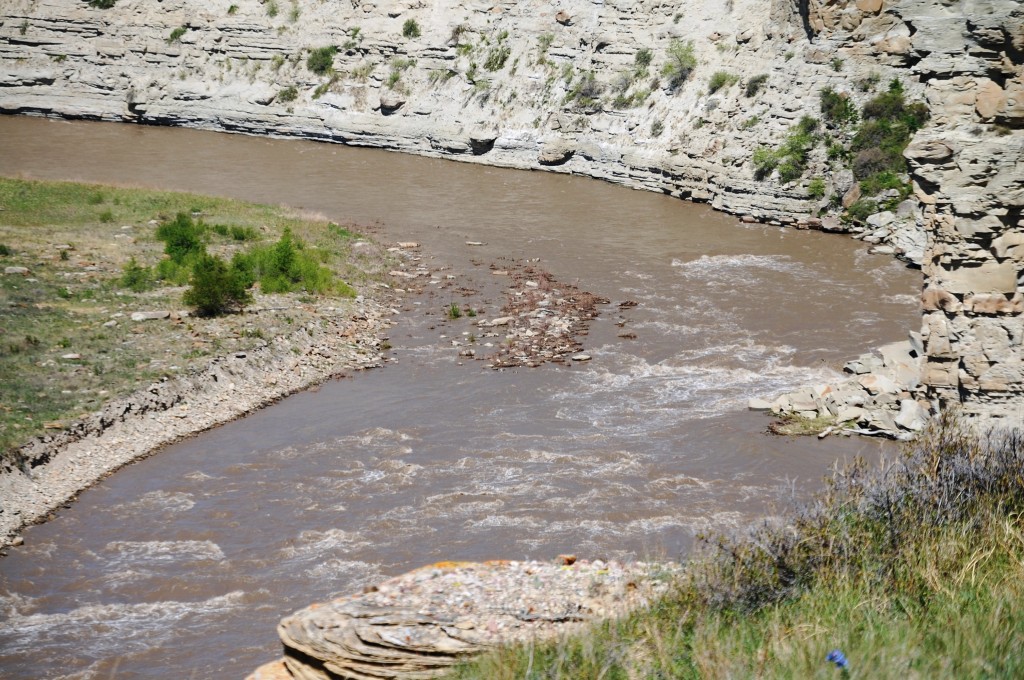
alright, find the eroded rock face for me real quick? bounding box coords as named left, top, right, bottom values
left=249, top=559, right=674, bottom=680
left=0, top=0, right=1020, bottom=419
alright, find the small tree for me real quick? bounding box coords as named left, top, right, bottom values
left=183, top=254, right=252, bottom=317
left=661, top=40, right=697, bottom=91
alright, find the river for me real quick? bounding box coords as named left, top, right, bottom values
left=0, top=116, right=920, bottom=679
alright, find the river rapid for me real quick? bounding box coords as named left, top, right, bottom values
left=0, top=116, right=920, bottom=679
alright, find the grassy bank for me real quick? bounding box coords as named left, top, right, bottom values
left=0, top=177, right=389, bottom=459
left=449, top=414, right=1024, bottom=678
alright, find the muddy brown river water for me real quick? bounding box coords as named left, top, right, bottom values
left=0, top=116, right=921, bottom=679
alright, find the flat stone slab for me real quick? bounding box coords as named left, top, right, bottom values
left=257, top=559, right=674, bottom=680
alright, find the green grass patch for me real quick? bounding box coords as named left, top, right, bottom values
left=0, top=176, right=381, bottom=461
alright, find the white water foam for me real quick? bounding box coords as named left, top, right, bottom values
left=103, top=540, right=225, bottom=565
left=0, top=591, right=248, bottom=656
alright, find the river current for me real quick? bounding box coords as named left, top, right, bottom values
left=0, top=117, right=920, bottom=678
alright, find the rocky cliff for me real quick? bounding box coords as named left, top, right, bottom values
left=0, top=0, right=1020, bottom=414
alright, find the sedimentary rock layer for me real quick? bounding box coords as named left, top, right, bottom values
left=0, top=0, right=1020, bottom=414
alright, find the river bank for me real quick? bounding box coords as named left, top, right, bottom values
left=0, top=177, right=398, bottom=548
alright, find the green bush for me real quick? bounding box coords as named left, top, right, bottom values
left=231, top=228, right=340, bottom=295
left=707, top=70, right=738, bottom=94
left=156, top=212, right=206, bottom=263
left=0, top=244, right=12, bottom=256
left=634, top=48, right=652, bottom=69
left=807, top=177, right=826, bottom=200
left=744, top=74, right=768, bottom=97
left=306, top=46, right=337, bottom=75
left=845, top=198, right=879, bottom=223
left=402, top=18, right=421, bottom=39
left=87, top=0, right=116, bottom=8
left=99, top=209, right=114, bottom=223
left=119, top=257, right=154, bottom=292
left=819, top=86, right=858, bottom=125
left=183, top=254, right=252, bottom=317
left=751, top=146, right=778, bottom=179
left=751, top=116, right=820, bottom=183
left=661, top=40, right=697, bottom=91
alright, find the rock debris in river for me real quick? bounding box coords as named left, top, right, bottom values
left=248, top=559, right=675, bottom=680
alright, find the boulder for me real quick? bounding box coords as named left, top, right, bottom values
left=130, top=311, right=170, bottom=321
left=538, top=139, right=575, bottom=166
left=894, top=399, right=928, bottom=431
left=379, top=90, right=405, bottom=115
left=266, top=560, right=672, bottom=680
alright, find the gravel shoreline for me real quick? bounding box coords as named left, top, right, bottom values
left=0, top=296, right=396, bottom=550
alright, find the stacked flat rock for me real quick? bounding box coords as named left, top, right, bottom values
left=250, top=559, right=674, bottom=680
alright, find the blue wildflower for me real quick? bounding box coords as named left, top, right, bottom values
left=827, top=649, right=849, bottom=670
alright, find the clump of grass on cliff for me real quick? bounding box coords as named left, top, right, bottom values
left=448, top=414, right=1024, bottom=679
left=0, top=177, right=385, bottom=460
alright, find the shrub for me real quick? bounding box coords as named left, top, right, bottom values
left=650, top=120, right=664, bottom=137
left=156, top=213, right=206, bottom=263
left=830, top=56, right=844, bottom=71
left=565, top=72, right=603, bottom=107
left=231, top=228, right=339, bottom=295
left=744, top=74, right=768, bottom=97
left=845, top=198, right=879, bottom=223
left=859, top=169, right=909, bottom=197
left=707, top=70, right=738, bottom=94
left=447, top=302, right=462, bottom=319
left=634, top=48, right=652, bottom=69
left=0, top=244, right=11, bottom=256
left=99, top=209, right=114, bottom=223
left=819, top=86, right=858, bottom=125
left=227, top=4, right=238, bottom=14
left=87, top=0, right=116, bottom=8
left=265, top=0, right=278, bottom=17
left=306, top=46, right=337, bottom=75
left=277, top=85, right=298, bottom=102
left=483, top=45, right=510, bottom=71
left=661, top=39, right=697, bottom=91
left=807, top=177, right=826, bottom=200
left=402, top=18, right=421, bottom=39
left=752, top=146, right=778, bottom=179
left=183, top=254, right=252, bottom=317
left=167, top=26, right=187, bottom=44
left=119, top=257, right=154, bottom=292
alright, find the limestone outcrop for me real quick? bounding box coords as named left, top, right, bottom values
left=0, top=0, right=1020, bottom=419
left=247, top=559, right=674, bottom=680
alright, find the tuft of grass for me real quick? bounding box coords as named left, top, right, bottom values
left=745, top=73, right=768, bottom=97
left=402, top=18, right=421, bottom=39
left=447, top=302, right=462, bottom=320
left=166, top=26, right=187, bottom=44
left=449, top=415, right=1024, bottom=679
left=707, top=70, right=738, bottom=94
left=277, top=85, right=298, bottom=103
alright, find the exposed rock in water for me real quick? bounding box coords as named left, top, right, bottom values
left=248, top=559, right=675, bottom=680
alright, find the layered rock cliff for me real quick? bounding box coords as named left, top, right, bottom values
left=0, top=0, right=1021, bottom=418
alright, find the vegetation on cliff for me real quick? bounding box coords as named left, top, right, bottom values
left=450, top=415, right=1024, bottom=678
left=0, top=177, right=385, bottom=459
